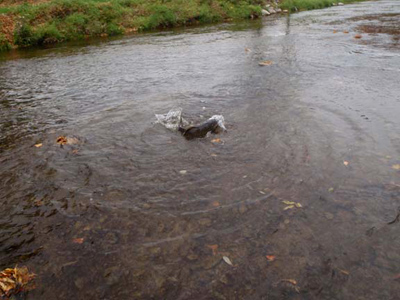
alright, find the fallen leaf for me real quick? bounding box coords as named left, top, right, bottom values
left=393, top=274, right=400, bottom=280
left=284, top=205, right=295, bottom=210
left=222, top=256, right=233, bottom=266
left=0, top=266, right=35, bottom=298
left=212, top=201, right=220, bottom=207
left=243, top=175, right=247, bottom=178
left=339, top=269, right=350, bottom=275
left=259, top=60, right=273, bottom=66
left=72, top=238, right=84, bottom=244
left=343, top=161, right=349, bottom=166
left=283, top=201, right=302, bottom=208
left=210, top=153, right=218, bottom=157
left=34, top=143, right=42, bottom=148
left=71, top=149, right=79, bottom=154
left=354, top=34, right=362, bottom=39
left=282, top=279, right=297, bottom=285
left=333, top=30, right=337, bottom=33
left=343, top=30, right=349, bottom=34
left=283, top=201, right=296, bottom=205
left=392, top=164, right=400, bottom=170
left=206, top=244, right=218, bottom=256
left=328, top=187, right=334, bottom=193
left=245, top=47, right=251, bottom=52
left=259, top=191, right=266, bottom=195
left=179, top=170, right=187, bottom=175
left=56, top=136, right=68, bottom=145
left=211, top=138, right=221, bottom=143
left=266, top=255, right=276, bottom=261
left=34, top=199, right=44, bottom=207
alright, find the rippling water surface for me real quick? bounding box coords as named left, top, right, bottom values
left=0, top=0, right=399, bottom=299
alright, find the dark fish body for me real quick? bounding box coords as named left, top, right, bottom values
left=178, top=119, right=220, bottom=140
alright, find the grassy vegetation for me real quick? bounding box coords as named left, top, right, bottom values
left=0, top=33, right=12, bottom=51
left=0, top=0, right=367, bottom=51
left=0, top=0, right=264, bottom=50
left=279, top=0, right=364, bottom=12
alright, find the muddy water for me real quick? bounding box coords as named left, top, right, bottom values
left=1, top=0, right=400, bottom=299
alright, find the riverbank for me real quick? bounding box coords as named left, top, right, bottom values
left=0, top=0, right=365, bottom=51
left=280, top=0, right=365, bottom=11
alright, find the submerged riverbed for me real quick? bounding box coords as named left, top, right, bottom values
left=0, top=0, right=399, bottom=299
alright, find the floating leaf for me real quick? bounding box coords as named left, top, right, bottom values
left=34, top=199, right=44, bottom=207
left=392, top=164, right=400, bottom=170
left=333, top=30, right=337, bottom=33
left=281, top=279, right=297, bottom=285
left=266, top=255, right=276, bottom=261
left=211, top=138, right=221, bottom=143
left=72, top=238, right=84, bottom=244
left=212, top=201, right=220, bottom=207
left=343, top=30, right=349, bottom=34
left=343, top=161, right=349, bottom=166
left=57, top=136, right=82, bottom=146
left=222, top=256, right=233, bottom=266
left=259, top=60, right=273, bottom=66
left=34, top=143, right=42, bottom=148
left=354, top=34, right=362, bottom=39
left=283, top=201, right=296, bottom=205
left=56, top=136, right=68, bottom=145
left=283, top=201, right=302, bottom=208
left=339, top=269, right=349, bottom=275
left=206, top=244, right=218, bottom=256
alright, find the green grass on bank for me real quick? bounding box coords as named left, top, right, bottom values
left=0, top=33, right=12, bottom=51
left=0, top=0, right=367, bottom=51
left=0, top=0, right=264, bottom=49
left=279, top=0, right=365, bottom=12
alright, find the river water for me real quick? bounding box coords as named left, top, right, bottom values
left=0, top=0, right=399, bottom=299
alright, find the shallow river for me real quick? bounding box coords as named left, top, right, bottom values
left=0, top=0, right=399, bottom=299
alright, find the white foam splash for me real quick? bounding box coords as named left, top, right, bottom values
left=208, top=115, right=227, bottom=131
left=155, top=108, right=189, bottom=131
